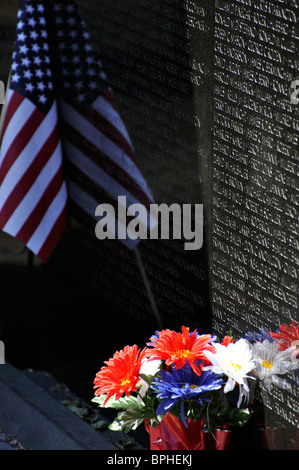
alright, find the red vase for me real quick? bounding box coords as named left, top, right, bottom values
left=145, top=414, right=231, bottom=450
left=145, top=414, right=204, bottom=450
left=200, top=428, right=231, bottom=450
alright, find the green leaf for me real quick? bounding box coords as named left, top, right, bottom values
left=212, top=406, right=251, bottom=428
left=68, top=406, right=89, bottom=419
left=107, top=396, right=159, bottom=433
left=62, top=400, right=89, bottom=419
left=108, top=407, right=144, bottom=433
left=92, top=394, right=138, bottom=410
left=108, top=419, right=125, bottom=432
left=115, top=439, right=136, bottom=450
left=91, top=420, right=108, bottom=430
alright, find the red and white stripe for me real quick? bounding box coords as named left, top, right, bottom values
left=60, top=91, right=158, bottom=249
left=0, top=89, right=68, bottom=262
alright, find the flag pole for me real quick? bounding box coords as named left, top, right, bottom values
left=133, top=246, right=163, bottom=330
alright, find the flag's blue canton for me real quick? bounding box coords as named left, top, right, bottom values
left=49, top=2, right=109, bottom=107
left=10, top=1, right=54, bottom=114
left=10, top=1, right=109, bottom=114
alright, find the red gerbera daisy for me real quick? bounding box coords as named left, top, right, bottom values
left=269, top=321, right=299, bottom=351
left=93, top=345, right=146, bottom=405
left=145, top=326, right=215, bottom=375
left=221, top=335, right=236, bottom=346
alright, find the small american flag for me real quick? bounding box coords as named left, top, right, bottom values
left=0, top=0, right=155, bottom=262
left=0, top=1, right=68, bottom=263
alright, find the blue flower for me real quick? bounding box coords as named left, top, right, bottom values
left=147, top=331, right=160, bottom=344
left=245, top=328, right=274, bottom=343
left=150, top=362, right=224, bottom=427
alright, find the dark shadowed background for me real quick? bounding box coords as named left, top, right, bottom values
left=0, top=0, right=298, bottom=447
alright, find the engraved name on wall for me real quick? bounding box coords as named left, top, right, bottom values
left=74, top=0, right=214, bottom=330
left=212, top=0, right=299, bottom=427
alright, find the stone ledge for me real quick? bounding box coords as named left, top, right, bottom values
left=0, top=362, right=118, bottom=450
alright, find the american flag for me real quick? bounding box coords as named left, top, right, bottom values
left=0, top=0, right=156, bottom=262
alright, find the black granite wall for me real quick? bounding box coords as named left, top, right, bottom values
left=0, top=0, right=298, bottom=439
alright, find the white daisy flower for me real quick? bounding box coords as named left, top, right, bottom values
left=137, top=359, right=161, bottom=403
left=204, top=338, right=256, bottom=407
left=251, top=339, right=298, bottom=392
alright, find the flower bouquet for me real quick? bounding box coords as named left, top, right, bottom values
left=245, top=321, right=299, bottom=449
left=92, top=326, right=255, bottom=450
left=92, top=324, right=299, bottom=450
left=246, top=321, right=299, bottom=392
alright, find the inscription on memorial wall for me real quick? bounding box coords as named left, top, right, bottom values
left=75, top=0, right=214, bottom=331
left=1, top=0, right=298, bottom=430
left=212, top=0, right=299, bottom=427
